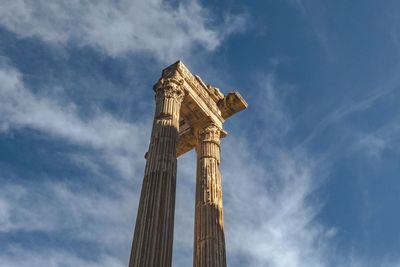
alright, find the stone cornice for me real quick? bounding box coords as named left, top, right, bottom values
left=161, top=61, right=225, bottom=124
left=158, top=60, right=247, bottom=157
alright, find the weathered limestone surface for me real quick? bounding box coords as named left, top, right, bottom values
left=128, top=61, right=247, bottom=267
left=129, top=78, right=184, bottom=267
left=194, top=124, right=226, bottom=267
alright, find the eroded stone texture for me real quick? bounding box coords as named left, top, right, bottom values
left=194, top=124, right=226, bottom=267
left=129, top=77, right=184, bottom=267
left=128, top=61, right=247, bottom=267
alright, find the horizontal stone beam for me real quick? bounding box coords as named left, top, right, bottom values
left=158, top=61, right=247, bottom=157
left=160, top=61, right=224, bottom=128
left=219, top=92, right=248, bottom=119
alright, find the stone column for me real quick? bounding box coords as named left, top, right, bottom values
left=129, top=78, right=185, bottom=267
left=193, top=123, right=227, bottom=267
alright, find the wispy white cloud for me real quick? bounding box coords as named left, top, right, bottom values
left=355, top=134, right=389, bottom=158
left=1, top=62, right=398, bottom=266
left=222, top=137, right=334, bottom=267
left=0, top=61, right=337, bottom=267
left=0, top=182, right=135, bottom=247
left=252, top=73, right=293, bottom=137
left=0, top=60, right=178, bottom=266
left=155, top=72, right=339, bottom=267
left=1, top=246, right=124, bottom=267
left=218, top=74, right=336, bottom=267
left=2, top=1, right=398, bottom=262
left=0, top=63, right=149, bottom=179
left=299, top=88, right=392, bottom=148
left=0, top=0, right=246, bottom=62
left=352, top=117, right=400, bottom=158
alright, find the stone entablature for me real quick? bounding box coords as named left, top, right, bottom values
left=129, top=61, right=247, bottom=267
left=158, top=61, right=247, bottom=156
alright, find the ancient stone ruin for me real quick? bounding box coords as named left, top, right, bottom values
left=129, top=61, right=247, bottom=267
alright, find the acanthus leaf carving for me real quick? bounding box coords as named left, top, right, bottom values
left=154, top=77, right=185, bottom=102
left=198, top=123, right=221, bottom=144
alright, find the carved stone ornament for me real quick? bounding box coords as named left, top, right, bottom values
left=154, top=77, right=185, bottom=101
left=129, top=61, right=247, bottom=267
left=198, top=124, right=221, bottom=144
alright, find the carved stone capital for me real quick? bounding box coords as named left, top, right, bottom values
left=197, top=124, right=222, bottom=144
left=154, top=77, right=185, bottom=102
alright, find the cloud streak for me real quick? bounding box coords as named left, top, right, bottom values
left=0, top=62, right=143, bottom=266
left=1, top=246, right=124, bottom=267
left=0, top=60, right=337, bottom=267
left=0, top=0, right=246, bottom=62
left=218, top=74, right=336, bottom=267
left=0, top=61, right=396, bottom=267
left=352, top=116, right=400, bottom=158
left=0, top=62, right=150, bottom=179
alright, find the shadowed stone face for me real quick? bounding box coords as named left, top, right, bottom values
left=194, top=123, right=226, bottom=267
left=129, top=61, right=247, bottom=267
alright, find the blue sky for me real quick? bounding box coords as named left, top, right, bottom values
left=1, top=0, right=400, bottom=266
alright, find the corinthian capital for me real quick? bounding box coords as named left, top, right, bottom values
left=154, top=77, right=185, bottom=102
left=198, top=124, right=222, bottom=143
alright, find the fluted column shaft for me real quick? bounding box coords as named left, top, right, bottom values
left=129, top=78, right=184, bottom=267
left=194, top=124, right=226, bottom=267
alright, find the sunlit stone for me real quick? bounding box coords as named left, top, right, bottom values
left=129, top=61, right=247, bottom=267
